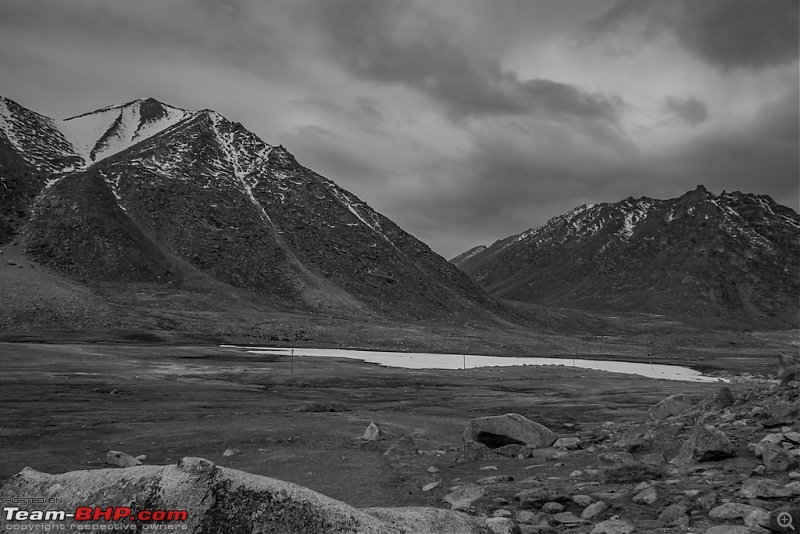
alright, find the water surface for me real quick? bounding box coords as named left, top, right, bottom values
left=224, top=346, right=724, bottom=383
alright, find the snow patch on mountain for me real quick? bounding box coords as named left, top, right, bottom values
left=56, top=99, right=191, bottom=165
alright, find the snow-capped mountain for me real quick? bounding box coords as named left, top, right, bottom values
left=1, top=96, right=498, bottom=321
left=452, top=186, right=800, bottom=328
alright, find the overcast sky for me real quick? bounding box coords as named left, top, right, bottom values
left=2, top=0, right=798, bottom=258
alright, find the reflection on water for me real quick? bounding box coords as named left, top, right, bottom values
left=222, top=346, right=725, bottom=383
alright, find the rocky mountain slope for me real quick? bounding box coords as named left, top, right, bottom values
left=1, top=96, right=505, bottom=323
left=453, top=187, right=800, bottom=328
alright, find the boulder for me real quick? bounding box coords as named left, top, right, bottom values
left=0, top=458, right=489, bottom=533
left=553, top=437, right=580, bottom=450
left=649, top=394, right=694, bottom=421
left=580, top=501, right=607, bottom=519
left=463, top=414, right=556, bottom=449
left=455, top=442, right=499, bottom=463
left=708, top=502, right=763, bottom=520
left=670, top=425, right=734, bottom=464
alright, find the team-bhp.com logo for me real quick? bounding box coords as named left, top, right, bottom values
left=4, top=506, right=188, bottom=530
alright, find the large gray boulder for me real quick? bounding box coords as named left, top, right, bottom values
left=0, top=458, right=491, bottom=534
left=670, top=425, right=735, bottom=464
left=463, top=413, right=556, bottom=449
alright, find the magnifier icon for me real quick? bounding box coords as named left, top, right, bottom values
left=778, top=512, right=796, bottom=531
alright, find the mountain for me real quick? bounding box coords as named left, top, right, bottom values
left=0, top=96, right=504, bottom=323
left=452, top=186, right=800, bottom=328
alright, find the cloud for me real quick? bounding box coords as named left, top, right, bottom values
left=290, top=0, right=627, bottom=138
left=585, top=0, right=799, bottom=71
left=663, top=95, right=709, bottom=126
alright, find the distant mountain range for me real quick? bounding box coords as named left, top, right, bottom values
left=0, top=96, right=504, bottom=323
left=452, top=186, right=800, bottom=328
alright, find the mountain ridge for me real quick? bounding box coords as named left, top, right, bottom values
left=452, top=186, right=800, bottom=328
left=1, top=96, right=510, bottom=325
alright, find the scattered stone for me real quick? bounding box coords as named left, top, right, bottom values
left=763, top=443, right=800, bottom=472
left=553, top=437, right=580, bottom=450
left=740, top=478, right=793, bottom=499
left=478, top=475, right=512, bottom=485
left=671, top=424, right=735, bottom=464
left=494, top=444, right=532, bottom=458
left=600, top=462, right=663, bottom=483
left=427, top=466, right=439, bottom=473
left=695, top=491, right=717, bottom=510
left=649, top=394, right=695, bottom=421
left=657, top=503, right=689, bottom=526
left=455, top=441, right=498, bottom=463
left=176, top=456, right=216, bottom=475
left=484, top=517, right=519, bottom=534
left=463, top=414, right=556, bottom=449
left=744, top=508, right=771, bottom=532
left=572, top=495, right=592, bottom=507
left=704, top=526, right=750, bottom=534
left=362, top=422, right=385, bottom=441
left=708, top=502, right=763, bottom=520
left=444, top=484, right=485, bottom=510
left=541, top=502, right=563, bottom=514
left=632, top=486, right=657, bottom=505
left=105, top=450, right=142, bottom=468
left=640, top=452, right=666, bottom=465
left=581, top=501, right=607, bottom=519
left=552, top=512, right=584, bottom=525
left=515, top=488, right=557, bottom=508
left=590, top=518, right=635, bottom=534
left=492, top=509, right=512, bottom=517
left=222, top=448, right=239, bottom=457
left=422, top=481, right=441, bottom=492
left=383, top=435, right=418, bottom=456
left=712, top=387, right=736, bottom=409
left=598, top=451, right=635, bottom=465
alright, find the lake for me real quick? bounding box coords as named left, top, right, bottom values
left=222, top=346, right=725, bottom=383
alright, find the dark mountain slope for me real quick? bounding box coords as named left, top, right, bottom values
left=454, top=187, right=800, bottom=328
left=2, top=97, right=506, bottom=323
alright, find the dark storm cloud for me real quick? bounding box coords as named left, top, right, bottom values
left=663, top=95, right=709, bottom=126
left=290, top=0, right=625, bottom=134
left=585, top=0, right=799, bottom=70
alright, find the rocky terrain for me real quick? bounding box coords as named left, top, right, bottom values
left=1, top=343, right=798, bottom=534
left=453, top=187, right=800, bottom=329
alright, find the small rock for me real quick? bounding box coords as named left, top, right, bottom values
left=422, top=481, right=441, bottom=492
left=704, top=526, right=750, bottom=534
left=444, top=483, right=485, bottom=510
left=541, top=502, right=563, bottom=514
left=552, top=511, right=584, bottom=525
left=695, top=491, right=717, bottom=510
left=581, top=501, right=607, bottom=519
left=455, top=441, right=498, bottom=463
left=763, top=443, right=800, bottom=472
left=740, top=478, right=793, bottom=498
left=649, top=394, right=694, bottom=421
left=478, top=475, right=512, bottom=485
left=222, top=448, right=239, bottom=457
left=590, top=518, right=635, bottom=534
left=708, top=502, right=763, bottom=520
left=384, top=435, right=418, bottom=456
left=105, top=450, right=142, bottom=468
left=640, top=452, right=666, bottom=465
left=484, top=517, right=519, bottom=534
left=744, top=508, right=771, bottom=531
left=480, top=465, right=498, bottom=471
left=362, top=422, right=385, bottom=441
left=427, top=466, right=439, bottom=473
left=572, top=495, right=593, bottom=507
left=658, top=503, right=689, bottom=526
left=492, top=509, right=512, bottom=517
left=515, top=510, right=538, bottom=524
left=515, top=488, right=556, bottom=508
left=553, top=437, right=580, bottom=450
left=632, top=486, right=658, bottom=505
